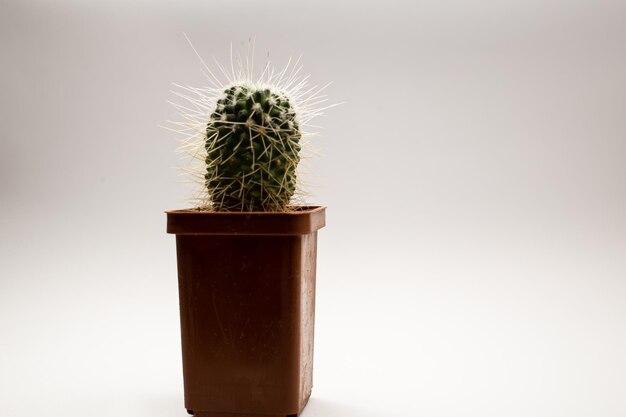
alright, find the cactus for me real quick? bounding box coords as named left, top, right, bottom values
left=167, top=39, right=337, bottom=212
left=205, top=86, right=301, bottom=211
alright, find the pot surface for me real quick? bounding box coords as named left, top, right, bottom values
left=167, top=206, right=325, bottom=416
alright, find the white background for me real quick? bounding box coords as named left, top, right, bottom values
left=1, top=0, right=626, bottom=416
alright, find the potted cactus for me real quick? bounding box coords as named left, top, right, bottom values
left=166, top=43, right=332, bottom=417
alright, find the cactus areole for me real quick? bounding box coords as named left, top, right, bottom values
left=205, top=85, right=301, bottom=212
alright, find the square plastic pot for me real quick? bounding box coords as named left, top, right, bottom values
left=166, top=206, right=326, bottom=417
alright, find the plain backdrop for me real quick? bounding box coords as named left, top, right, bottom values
left=1, top=0, right=626, bottom=416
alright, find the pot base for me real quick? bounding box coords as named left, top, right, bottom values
left=193, top=413, right=298, bottom=417
left=188, top=392, right=310, bottom=417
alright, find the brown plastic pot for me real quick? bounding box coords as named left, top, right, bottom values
left=166, top=206, right=326, bottom=417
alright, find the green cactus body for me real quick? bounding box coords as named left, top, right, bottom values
left=205, top=85, right=301, bottom=211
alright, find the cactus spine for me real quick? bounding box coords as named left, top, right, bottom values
left=205, top=86, right=301, bottom=211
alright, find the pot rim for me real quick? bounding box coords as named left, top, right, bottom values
left=166, top=205, right=326, bottom=236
